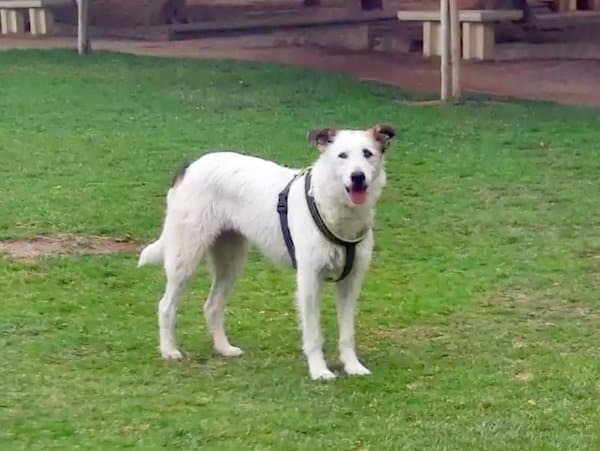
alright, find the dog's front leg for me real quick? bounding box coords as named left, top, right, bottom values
left=336, top=271, right=371, bottom=376
left=295, top=267, right=334, bottom=380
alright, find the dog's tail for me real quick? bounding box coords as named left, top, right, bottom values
left=138, top=238, right=164, bottom=267
left=138, top=186, right=180, bottom=268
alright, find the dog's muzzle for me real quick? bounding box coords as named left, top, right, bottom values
left=345, top=171, right=368, bottom=205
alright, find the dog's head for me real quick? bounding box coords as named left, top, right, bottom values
left=308, top=125, right=395, bottom=207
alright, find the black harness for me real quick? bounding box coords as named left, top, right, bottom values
left=277, top=168, right=366, bottom=282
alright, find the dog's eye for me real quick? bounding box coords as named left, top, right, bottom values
left=338, top=152, right=348, bottom=159
left=363, top=149, right=373, bottom=159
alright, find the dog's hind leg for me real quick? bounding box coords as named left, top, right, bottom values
left=157, top=223, right=206, bottom=360
left=204, top=231, right=247, bottom=357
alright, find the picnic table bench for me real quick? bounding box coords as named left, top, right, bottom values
left=0, top=0, right=71, bottom=35
left=557, top=0, right=600, bottom=11
left=397, top=9, right=523, bottom=60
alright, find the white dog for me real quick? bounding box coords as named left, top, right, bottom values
left=138, top=125, right=395, bottom=380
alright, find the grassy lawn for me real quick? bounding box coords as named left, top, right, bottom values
left=1, top=49, right=599, bottom=450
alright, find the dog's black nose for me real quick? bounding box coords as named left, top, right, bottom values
left=350, top=171, right=366, bottom=185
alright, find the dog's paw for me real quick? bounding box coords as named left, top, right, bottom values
left=160, top=348, right=183, bottom=360
left=217, top=345, right=244, bottom=358
left=344, top=362, right=371, bottom=376
left=310, top=368, right=337, bottom=381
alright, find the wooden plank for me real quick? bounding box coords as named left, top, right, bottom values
left=461, top=9, right=523, bottom=21
left=397, top=9, right=523, bottom=22
left=29, top=7, right=53, bottom=34
left=168, top=8, right=398, bottom=39
left=462, top=22, right=495, bottom=60
left=423, top=21, right=440, bottom=57
left=0, top=0, right=70, bottom=7
left=462, top=22, right=475, bottom=60
left=397, top=10, right=441, bottom=21
left=536, top=11, right=600, bottom=26
left=0, top=8, right=24, bottom=33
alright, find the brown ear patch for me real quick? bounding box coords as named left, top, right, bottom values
left=369, top=124, right=396, bottom=152
left=307, top=128, right=337, bottom=149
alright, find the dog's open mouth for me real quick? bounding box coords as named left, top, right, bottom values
left=345, top=184, right=368, bottom=205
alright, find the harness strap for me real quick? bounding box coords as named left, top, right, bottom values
left=277, top=168, right=366, bottom=282
left=304, top=171, right=358, bottom=282
left=339, top=241, right=356, bottom=282
left=277, top=171, right=302, bottom=269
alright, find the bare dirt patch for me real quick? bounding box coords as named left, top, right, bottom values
left=0, top=234, right=140, bottom=260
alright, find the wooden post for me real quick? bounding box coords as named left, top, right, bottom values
left=77, top=0, right=90, bottom=54
left=440, top=0, right=450, bottom=102
left=449, top=0, right=461, bottom=100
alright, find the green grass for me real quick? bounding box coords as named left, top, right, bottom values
left=1, top=49, right=599, bottom=450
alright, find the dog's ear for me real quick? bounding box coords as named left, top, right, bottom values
left=307, top=128, right=337, bottom=152
left=368, top=124, right=396, bottom=152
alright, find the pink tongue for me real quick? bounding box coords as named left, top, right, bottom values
left=349, top=188, right=367, bottom=204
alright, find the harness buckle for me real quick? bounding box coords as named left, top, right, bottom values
left=277, top=192, right=288, bottom=214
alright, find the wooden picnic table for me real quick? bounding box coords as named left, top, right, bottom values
left=397, top=9, right=523, bottom=60
left=0, top=0, right=71, bottom=35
